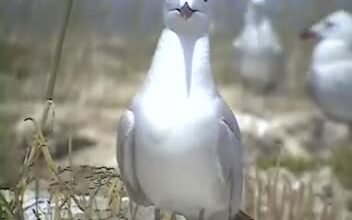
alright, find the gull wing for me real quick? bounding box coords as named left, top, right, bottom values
left=116, top=109, right=151, bottom=206
left=216, top=99, right=245, bottom=218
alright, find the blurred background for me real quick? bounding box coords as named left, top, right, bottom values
left=0, top=0, right=352, bottom=218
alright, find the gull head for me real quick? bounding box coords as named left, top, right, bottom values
left=246, top=0, right=268, bottom=25
left=301, top=10, right=352, bottom=43
left=164, top=0, right=210, bottom=37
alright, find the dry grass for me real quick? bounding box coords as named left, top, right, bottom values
left=243, top=169, right=340, bottom=220
left=0, top=152, right=345, bottom=220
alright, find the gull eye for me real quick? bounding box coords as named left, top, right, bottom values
left=203, top=0, right=208, bottom=2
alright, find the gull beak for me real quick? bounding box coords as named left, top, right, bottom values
left=300, top=29, right=319, bottom=40
left=179, top=2, right=195, bottom=20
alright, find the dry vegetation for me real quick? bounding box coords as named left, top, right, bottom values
left=244, top=169, right=339, bottom=220
left=0, top=155, right=344, bottom=220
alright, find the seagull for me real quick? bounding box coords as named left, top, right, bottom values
left=116, top=0, right=252, bottom=220
left=301, top=10, right=352, bottom=137
left=233, top=0, right=285, bottom=94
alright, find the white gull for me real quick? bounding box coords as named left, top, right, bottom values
left=116, top=0, right=252, bottom=219
left=301, top=10, right=352, bottom=136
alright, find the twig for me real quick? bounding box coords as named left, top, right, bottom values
left=44, top=0, right=75, bottom=102
left=35, top=0, right=75, bottom=218
left=68, top=131, right=73, bottom=170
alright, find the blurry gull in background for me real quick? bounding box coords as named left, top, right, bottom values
left=116, top=0, right=252, bottom=219
left=301, top=10, right=352, bottom=138
left=232, top=0, right=286, bottom=95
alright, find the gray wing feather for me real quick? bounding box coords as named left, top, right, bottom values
left=217, top=99, right=242, bottom=141
left=117, top=109, right=151, bottom=206
left=216, top=99, right=244, bottom=217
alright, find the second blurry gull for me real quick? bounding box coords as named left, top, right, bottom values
left=233, top=0, right=285, bottom=94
